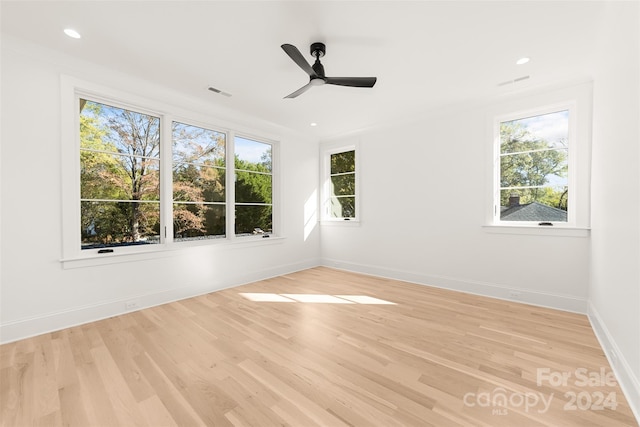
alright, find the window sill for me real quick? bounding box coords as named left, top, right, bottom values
left=482, top=224, right=590, bottom=237
left=61, top=236, right=285, bottom=269
left=320, top=219, right=361, bottom=227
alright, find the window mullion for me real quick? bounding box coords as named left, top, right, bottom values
left=160, top=115, right=173, bottom=244
left=226, top=130, right=236, bottom=240
left=500, top=147, right=567, bottom=157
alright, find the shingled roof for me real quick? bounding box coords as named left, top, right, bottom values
left=500, top=201, right=568, bottom=222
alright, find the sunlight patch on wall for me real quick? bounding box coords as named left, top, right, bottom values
left=303, top=189, right=318, bottom=241
left=239, top=293, right=396, bottom=305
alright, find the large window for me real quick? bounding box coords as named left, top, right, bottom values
left=80, top=99, right=161, bottom=249
left=486, top=83, right=592, bottom=235
left=234, top=136, right=273, bottom=236
left=67, top=85, right=278, bottom=258
left=172, top=122, right=226, bottom=241
left=496, top=109, right=570, bottom=224
left=322, top=144, right=358, bottom=221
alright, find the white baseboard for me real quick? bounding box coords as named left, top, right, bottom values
left=588, top=302, right=640, bottom=425
left=321, top=258, right=588, bottom=313
left=0, top=258, right=320, bottom=345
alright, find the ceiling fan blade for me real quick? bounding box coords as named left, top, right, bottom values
left=325, top=77, right=377, bottom=88
left=281, top=44, right=317, bottom=78
left=284, top=82, right=314, bottom=99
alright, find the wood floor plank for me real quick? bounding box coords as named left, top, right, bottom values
left=89, top=344, right=148, bottom=426
left=0, top=267, right=637, bottom=426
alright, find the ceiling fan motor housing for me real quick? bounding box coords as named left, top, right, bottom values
left=310, top=42, right=326, bottom=58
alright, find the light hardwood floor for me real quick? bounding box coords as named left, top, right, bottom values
left=1, top=267, right=637, bottom=426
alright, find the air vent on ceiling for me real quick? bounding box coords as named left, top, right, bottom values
left=498, top=75, right=530, bottom=87
left=208, top=86, right=232, bottom=97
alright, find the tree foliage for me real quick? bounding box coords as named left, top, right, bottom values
left=79, top=103, right=272, bottom=246
left=329, top=150, right=356, bottom=217
left=235, top=152, right=273, bottom=234
left=500, top=122, right=568, bottom=210
left=80, top=101, right=161, bottom=247
left=172, top=123, right=226, bottom=239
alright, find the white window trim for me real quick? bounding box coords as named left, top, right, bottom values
left=493, top=101, right=576, bottom=226
left=320, top=141, right=360, bottom=224
left=484, top=82, right=592, bottom=236
left=232, top=132, right=280, bottom=238
left=60, top=76, right=281, bottom=268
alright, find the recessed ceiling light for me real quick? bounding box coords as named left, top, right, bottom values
left=516, top=57, right=530, bottom=65
left=310, top=122, right=318, bottom=127
left=64, top=28, right=81, bottom=39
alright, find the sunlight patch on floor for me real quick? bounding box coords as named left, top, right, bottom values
left=239, top=293, right=296, bottom=302
left=239, top=293, right=396, bottom=305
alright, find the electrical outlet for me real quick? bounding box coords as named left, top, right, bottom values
left=508, top=291, right=522, bottom=299
left=125, top=300, right=139, bottom=311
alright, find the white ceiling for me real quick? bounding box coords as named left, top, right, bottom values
left=1, top=1, right=605, bottom=139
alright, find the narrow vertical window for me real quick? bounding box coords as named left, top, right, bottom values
left=79, top=99, right=161, bottom=249
left=329, top=149, right=356, bottom=219
left=497, top=109, right=570, bottom=223
left=172, top=122, right=226, bottom=241
left=234, top=136, right=273, bottom=236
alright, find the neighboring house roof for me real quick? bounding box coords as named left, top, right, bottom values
left=500, top=201, right=568, bottom=222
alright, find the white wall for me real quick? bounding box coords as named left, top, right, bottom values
left=589, top=1, right=640, bottom=417
left=321, top=83, right=592, bottom=313
left=0, top=38, right=321, bottom=343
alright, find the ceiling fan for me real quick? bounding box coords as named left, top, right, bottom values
left=281, top=42, right=377, bottom=99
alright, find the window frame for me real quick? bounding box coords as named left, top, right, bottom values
left=320, top=142, right=360, bottom=223
left=78, top=96, right=165, bottom=251
left=485, top=82, right=592, bottom=236
left=61, top=76, right=281, bottom=267
left=232, top=134, right=276, bottom=237
left=170, top=118, right=228, bottom=242
left=493, top=102, right=576, bottom=226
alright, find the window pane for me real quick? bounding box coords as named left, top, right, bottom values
left=235, top=137, right=272, bottom=172
left=500, top=188, right=568, bottom=222
left=331, top=196, right=356, bottom=218
left=331, top=150, right=355, bottom=174
left=173, top=164, right=225, bottom=203
left=81, top=201, right=160, bottom=249
left=81, top=153, right=160, bottom=201
left=235, top=205, right=272, bottom=235
left=80, top=98, right=162, bottom=250
left=235, top=171, right=272, bottom=203
left=173, top=203, right=225, bottom=240
left=500, top=110, right=569, bottom=154
left=80, top=99, right=160, bottom=158
left=172, top=122, right=225, bottom=166
left=331, top=174, right=355, bottom=197
left=500, top=149, right=568, bottom=189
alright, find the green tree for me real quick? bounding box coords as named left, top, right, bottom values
left=235, top=153, right=272, bottom=234
left=500, top=122, right=568, bottom=210
left=172, top=123, right=226, bottom=238
left=106, top=107, right=160, bottom=241
left=80, top=100, right=160, bottom=246
left=329, top=150, right=356, bottom=217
